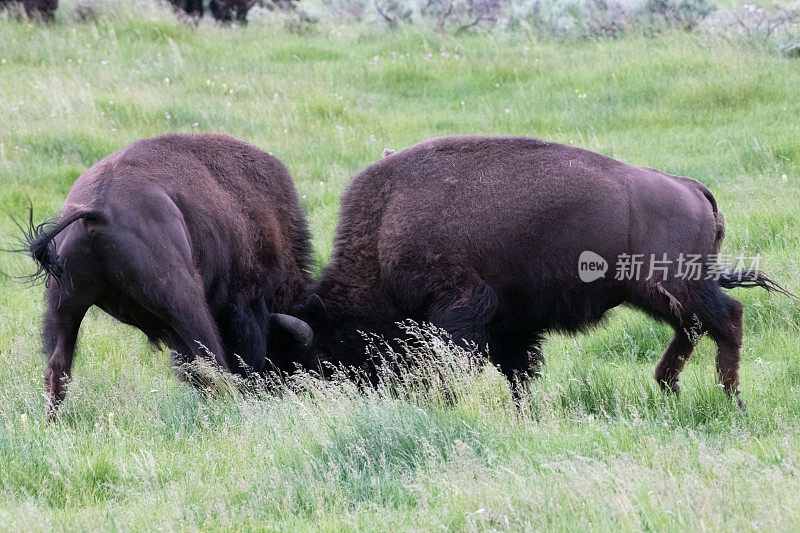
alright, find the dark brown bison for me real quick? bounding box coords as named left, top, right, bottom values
left=272, top=136, right=792, bottom=405
left=168, top=0, right=204, bottom=18
left=209, top=0, right=253, bottom=22
left=168, top=0, right=253, bottom=22
left=19, top=134, right=312, bottom=420
left=0, top=0, right=58, bottom=20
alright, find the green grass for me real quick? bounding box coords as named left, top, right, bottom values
left=1, top=5, right=800, bottom=531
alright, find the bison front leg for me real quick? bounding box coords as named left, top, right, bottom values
left=489, top=334, right=544, bottom=402
left=426, top=273, right=498, bottom=355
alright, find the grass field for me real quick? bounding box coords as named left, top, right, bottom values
left=1, top=4, right=800, bottom=531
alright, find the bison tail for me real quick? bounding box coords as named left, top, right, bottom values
left=10, top=207, right=102, bottom=284
left=695, top=182, right=725, bottom=250
left=718, top=269, right=796, bottom=299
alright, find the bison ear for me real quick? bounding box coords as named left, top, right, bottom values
left=271, top=314, right=314, bottom=350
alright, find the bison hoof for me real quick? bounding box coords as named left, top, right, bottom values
left=732, top=390, right=746, bottom=411
left=655, top=375, right=680, bottom=395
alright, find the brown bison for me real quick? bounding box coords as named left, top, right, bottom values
left=168, top=0, right=253, bottom=22
left=272, top=136, right=792, bottom=405
left=0, top=0, right=58, bottom=20
left=169, top=0, right=204, bottom=18
left=20, top=134, right=312, bottom=420
left=209, top=0, right=253, bottom=22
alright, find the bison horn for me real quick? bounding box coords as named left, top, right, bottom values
left=272, top=314, right=314, bottom=349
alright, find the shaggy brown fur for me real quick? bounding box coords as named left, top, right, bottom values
left=168, top=0, right=252, bottom=22
left=209, top=0, right=253, bottom=22
left=0, top=0, right=57, bottom=20
left=168, top=0, right=204, bottom=18
left=20, top=134, right=311, bottom=420
left=274, top=136, right=790, bottom=404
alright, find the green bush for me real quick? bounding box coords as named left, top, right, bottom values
left=644, top=0, right=717, bottom=29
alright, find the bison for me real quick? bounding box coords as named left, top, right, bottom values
left=209, top=0, right=253, bottom=22
left=19, top=134, right=313, bottom=420
left=271, top=136, right=792, bottom=405
left=169, top=0, right=204, bottom=19
left=0, top=0, right=58, bottom=21
left=168, top=0, right=253, bottom=22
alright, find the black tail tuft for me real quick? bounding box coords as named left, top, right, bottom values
left=7, top=207, right=100, bottom=285
left=719, top=269, right=796, bottom=299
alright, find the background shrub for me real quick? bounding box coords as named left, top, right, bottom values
left=644, top=0, right=717, bottom=30
left=701, top=2, right=800, bottom=51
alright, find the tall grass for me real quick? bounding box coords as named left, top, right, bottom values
left=1, top=5, right=799, bottom=530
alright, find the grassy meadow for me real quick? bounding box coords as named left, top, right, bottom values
left=1, top=3, right=800, bottom=530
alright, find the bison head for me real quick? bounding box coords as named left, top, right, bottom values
left=267, top=293, right=375, bottom=374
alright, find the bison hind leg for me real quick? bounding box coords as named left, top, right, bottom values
left=627, top=279, right=699, bottom=396
left=630, top=278, right=745, bottom=405
left=702, top=289, right=744, bottom=405
left=654, top=328, right=697, bottom=395
left=658, top=283, right=745, bottom=407
left=43, top=281, right=97, bottom=422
